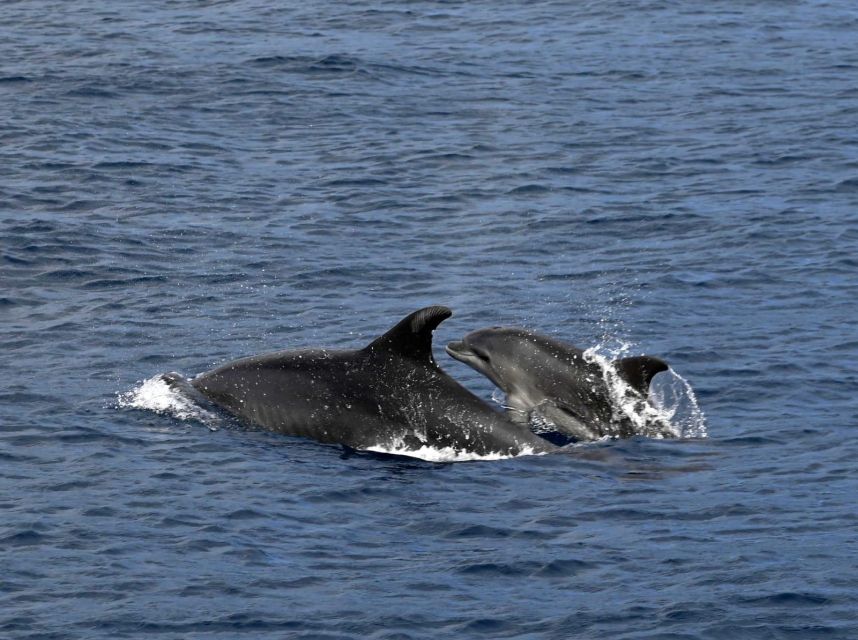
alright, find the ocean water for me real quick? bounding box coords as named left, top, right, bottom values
left=3, top=1, right=858, bottom=638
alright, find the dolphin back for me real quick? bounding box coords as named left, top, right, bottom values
left=183, top=306, right=554, bottom=457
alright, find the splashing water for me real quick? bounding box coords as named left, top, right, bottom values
left=116, top=374, right=221, bottom=429
left=584, top=343, right=707, bottom=439
left=649, top=368, right=708, bottom=438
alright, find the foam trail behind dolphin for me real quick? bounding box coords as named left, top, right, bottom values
left=116, top=374, right=221, bottom=429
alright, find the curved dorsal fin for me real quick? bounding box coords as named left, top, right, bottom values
left=364, top=305, right=452, bottom=363
left=613, top=355, right=669, bottom=395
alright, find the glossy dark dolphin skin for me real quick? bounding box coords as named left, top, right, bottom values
left=180, top=307, right=556, bottom=456
left=446, top=327, right=672, bottom=441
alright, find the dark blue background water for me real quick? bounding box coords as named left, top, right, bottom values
left=3, top=1, right=858, bottom=638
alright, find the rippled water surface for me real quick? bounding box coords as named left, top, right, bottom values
left=3, top=1, right=858, bottom=638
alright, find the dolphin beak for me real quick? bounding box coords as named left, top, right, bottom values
left=445, top=341, right=472, bottom=362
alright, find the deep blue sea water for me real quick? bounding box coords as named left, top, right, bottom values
left=3, top=1, right=858, bottom=638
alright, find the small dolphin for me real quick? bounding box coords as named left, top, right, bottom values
left=446, top=327, right=673, bottom=441
left=164, top=307, right=556, bottom=457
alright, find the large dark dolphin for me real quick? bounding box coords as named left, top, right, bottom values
left=164, top=307, right=556, bottom=457
left=446, top=327, right=674, bottom=441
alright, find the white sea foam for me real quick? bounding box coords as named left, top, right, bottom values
left=366, top=440, right=543, bottom=462
left=116, top=374, right=220, bottom=429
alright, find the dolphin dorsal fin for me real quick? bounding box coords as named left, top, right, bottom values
left=364, top=305, right=453, bottom=363
left=613, top=355, right=669, bottom=395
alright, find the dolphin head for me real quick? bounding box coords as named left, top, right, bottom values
left=446, top=327, right=556, bottom=412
